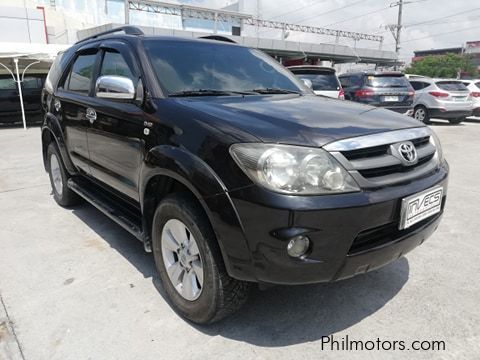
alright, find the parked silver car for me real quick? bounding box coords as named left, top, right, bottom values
left=408, top=77, right=473, bottom=124
left=461, top=79, right=480, bottom=117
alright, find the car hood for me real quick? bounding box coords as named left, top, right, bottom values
left=168, top=94, right=422, bottom=147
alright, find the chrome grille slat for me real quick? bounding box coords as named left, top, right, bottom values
left=350, top=154, right=401, bottom=171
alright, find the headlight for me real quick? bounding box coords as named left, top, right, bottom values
left=229, top=143, right=360, bottom=195
left=429, top=130, right=444, bottom=164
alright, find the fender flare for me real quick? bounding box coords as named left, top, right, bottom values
left=41, top=113, right=77, bottom=175
left=140, top=145, right=255, bottom=281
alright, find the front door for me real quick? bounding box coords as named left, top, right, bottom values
left=86, top=45, right=145, bottom=201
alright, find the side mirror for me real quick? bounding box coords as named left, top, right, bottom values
left=301, top=78, right=313, bottom=89
left=95, top=75, right=135, bottom=100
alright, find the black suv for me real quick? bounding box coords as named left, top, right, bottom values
left=41, top=27, right=448, bottom=324
left=339, top=71, right=415, bottom=116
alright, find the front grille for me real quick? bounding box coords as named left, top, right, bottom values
left=358, top=153, right=434, bottom=178
left=326, top=128, right=439, bottom=187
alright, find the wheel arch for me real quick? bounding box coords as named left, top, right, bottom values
left=41, top=114, right=77, bottom=174
left=140, top=145, right=255, bottom=281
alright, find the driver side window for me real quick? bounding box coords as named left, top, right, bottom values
left=100, top=51, right=134, bottom=80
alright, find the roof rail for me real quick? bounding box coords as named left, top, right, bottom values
left=75, top=26, right=144, bottom=45
left=199, top=35, right=237, bottom=44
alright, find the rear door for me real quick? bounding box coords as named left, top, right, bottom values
left=86, top=41, right=145, bottom=201
left=56, top=47, right=100, bottom=174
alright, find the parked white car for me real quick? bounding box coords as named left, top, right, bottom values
left=460, top=79, right=480, bottom=117
left=408, top=77, right=473, bottom=124
left=288, top=66, right=344, bottom=99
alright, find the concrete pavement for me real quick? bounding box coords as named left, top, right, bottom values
left=0, top=119, right=479, bottom=359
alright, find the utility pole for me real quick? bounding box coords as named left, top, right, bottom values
left=387, top=0, right=404, bottom=70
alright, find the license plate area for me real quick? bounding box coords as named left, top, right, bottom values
left=399, top=186, right=443, bottom=230
left=383, top=95, right=399, bottom=102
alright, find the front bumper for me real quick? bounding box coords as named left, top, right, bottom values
left=224, top=163, right=448, bottom=285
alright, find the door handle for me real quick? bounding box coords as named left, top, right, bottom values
left=86, top=108, right=97, bottom=124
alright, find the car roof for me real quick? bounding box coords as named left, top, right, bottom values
left=73, top=33, right=244, bottom=52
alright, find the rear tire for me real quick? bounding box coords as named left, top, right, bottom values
left=414, top=105, right=430, bottom=124
left=449, top=117, right=464, bottom=125
left=152, top=194, right=251, bottom=324
left=47, top=143, right=81, bottom=207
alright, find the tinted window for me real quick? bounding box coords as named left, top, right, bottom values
left=366, top=75, right=409, bottom=88
left=144, top=41, right=303, bottom=94
left=339, top=77, right=349, bottom=88
left=475, top=82, right=480, bottom=90
left=22, top=76, right=43, bottom=89
left=67, top=53, right=97, bottom=94
left=0, top=77, right=16, bottom=90
left=436, top=81, right=468, bottom=92
left=409, top=81, right=422, bottom=90
left=45, top=52, right=64, bottom=92
left=100, top=51, right=134, bottom=79
left=294, top=72, right=340, bottom=91
left=410, top=81, right=430, bottom=90
left=341, top=75, right=363, bottom=87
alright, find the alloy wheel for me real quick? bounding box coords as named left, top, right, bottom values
left=50, top=154, right=63, bottom=196
left=415, top=108, right=426, bottom=122
left=161, top=219, right=204, bottom=301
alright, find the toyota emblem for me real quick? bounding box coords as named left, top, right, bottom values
left=398, top=142, right=417, bottom=164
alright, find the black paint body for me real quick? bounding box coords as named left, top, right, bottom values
left=41, top=35, right=448, bottom=285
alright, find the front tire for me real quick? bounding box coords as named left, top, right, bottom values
left=47, top=143, right=80, bottom=207
left=152, top=194, right=251, bottom=324
left=414, top=105, right=430, bottom=124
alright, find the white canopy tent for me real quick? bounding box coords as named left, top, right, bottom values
left=0, top=42, right=69, bottom=129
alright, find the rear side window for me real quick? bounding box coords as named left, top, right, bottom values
left=410, top=81, right=430, bottom=90
left=0, top=77, right=16, bottom=90
left=67, top=53, right=97, bottom=94
left=366, top=75, right=409, bottom=88
left=435, top=81, right=468, bottom=92
left=294, top=72, right=340, bottom=91
left=339, top=76, right=349, bottom=88
left=100, top=51, right=134, bottom=80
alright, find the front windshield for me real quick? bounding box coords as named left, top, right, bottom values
left=143, top=40, right=306, bottom=95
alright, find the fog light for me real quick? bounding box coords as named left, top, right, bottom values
left=287, top=235, right=310, bottom=258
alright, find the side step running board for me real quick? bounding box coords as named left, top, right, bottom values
left=67, top=178, right=149, bottom=250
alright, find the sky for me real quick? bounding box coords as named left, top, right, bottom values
left=186, top=0, right=480, bottom=62
left=32, top=0, right=480, bottom=63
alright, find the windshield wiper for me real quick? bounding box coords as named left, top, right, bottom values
left=250, top=87, right=301, bottom=94
left=169, top=89, right=258, bottom=97
left=169, top=89, right=234, bottom=97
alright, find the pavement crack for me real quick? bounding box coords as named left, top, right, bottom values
left=0, top=183, right=49, bottom=195
left=0, top=293, right=26, bottom=360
